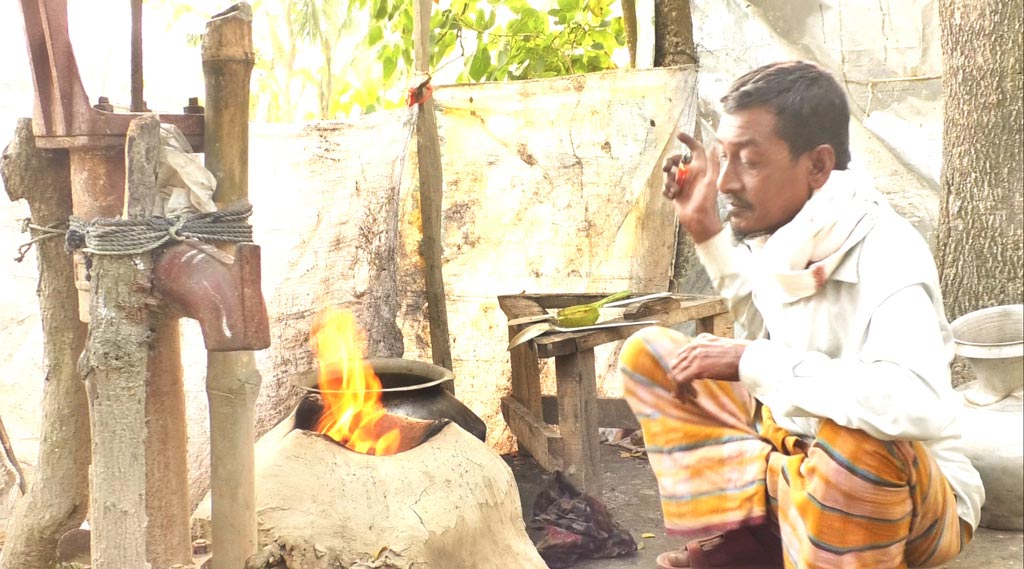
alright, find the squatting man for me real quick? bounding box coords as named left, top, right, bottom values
left=618, top=60, right=983, bottom=569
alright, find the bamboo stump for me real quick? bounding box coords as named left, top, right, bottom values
left=203, top=5, right=261, bottom=567
left=79, top=114, right=162, bottom=569
left=0, top=119, right=90, bottom=569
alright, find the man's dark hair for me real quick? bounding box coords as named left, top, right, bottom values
left=721, top=61, right=851, bottom=170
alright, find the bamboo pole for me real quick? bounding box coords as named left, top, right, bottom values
left=412, top=0, right=454, bottom=385
left=202, top=4, right=260, bottom=568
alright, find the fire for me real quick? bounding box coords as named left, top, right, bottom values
left=311, top=309, right=401, bottom=455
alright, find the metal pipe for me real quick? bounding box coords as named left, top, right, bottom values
left=145, top=315, right=193, bottom=568
left=130, top=0, right=144, bottom=112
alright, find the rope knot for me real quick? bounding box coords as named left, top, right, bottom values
left=167, top=216, right=190, bottom=242
left=12, top=219, right=70, bottom=263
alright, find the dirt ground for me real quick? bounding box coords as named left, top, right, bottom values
left=2, top=401, right=1021, bottom=566
left=507, top=443, right=1024, bottom=569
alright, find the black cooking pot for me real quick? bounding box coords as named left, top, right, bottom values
left=294, top=358, right=487, bottom=442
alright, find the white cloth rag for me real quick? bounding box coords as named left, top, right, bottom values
left=157, top=123, right=218, bottom=217
left=748, top=169, right=882, bottom=304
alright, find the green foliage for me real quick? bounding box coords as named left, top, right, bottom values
left=441, top=0, right=626, bottom=82
left=355, top=0, right=626, bottom=116
left=163, top=1, right=626, bottom=121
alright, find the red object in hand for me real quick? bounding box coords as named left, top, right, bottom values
left=675, top=163, right=690, bottom=187
left=674, top=147, right=693, bottom=187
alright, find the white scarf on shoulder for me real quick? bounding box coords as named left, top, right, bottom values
left=746, top=169, right=882, bottom=304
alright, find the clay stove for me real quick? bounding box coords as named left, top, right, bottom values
left=193, top=310, right=545, bottom=569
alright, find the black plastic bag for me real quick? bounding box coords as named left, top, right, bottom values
left=527, top=471, right=638, bottom=568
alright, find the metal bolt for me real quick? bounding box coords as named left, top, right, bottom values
left=93, top=96, right=114, bottom=112
left=183, top=96, right=205, bottom=115
left=192, top=538, right=209, bottom=555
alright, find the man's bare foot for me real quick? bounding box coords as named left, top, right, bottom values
left=653, top=525, right=783, bottom=569
left=656, top=549, right=690, bottom=568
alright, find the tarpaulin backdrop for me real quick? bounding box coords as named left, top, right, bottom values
left=396, top=66, right=698, bottom=449
left=172, top=66, right=697, bottom=506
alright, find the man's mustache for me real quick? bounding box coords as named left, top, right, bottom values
left=724, top=196, right=753, bottom=210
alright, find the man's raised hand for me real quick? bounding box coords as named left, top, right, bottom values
left=662, top=132, right=723, bottom=244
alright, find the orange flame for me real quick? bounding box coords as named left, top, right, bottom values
left=311, top=309, right=401, bottom=455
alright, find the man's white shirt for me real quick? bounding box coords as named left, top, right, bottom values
left=694, top=192, right=985, bottom=529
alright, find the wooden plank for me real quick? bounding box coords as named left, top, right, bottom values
left=509, top=292, right=719, bottom=310
left=535, top=323, right=650, bottom=358
left=541, top=396, right=639, bottom=430
left=534, top=295, right=729, bottom=358
left=506, top=324, right=544, bottom=416
left=501, top=292, right=726, bottom=317
left=504, top=292, right=628, bottom=310
left=554, top=349, right=601, bottom=496
left=622, top=295, right=679, bottom=319
left=697, top=312, right=734, bottom=338
left=624, top=295, right=728, bottom=324
left=501, top=397, right=564, bottom=472
left=497, top=295, right=547, bottom=319
left=499, top=295, right=546, bottom=414
left=414, top=0, right=453, bottom=379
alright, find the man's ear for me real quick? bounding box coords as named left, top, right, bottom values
left=807, top=144, right=836, bottom=190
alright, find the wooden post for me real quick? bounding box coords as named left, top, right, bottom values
left=554, top=349, right=601, bottom=496
left=202, top=5, right=260, bottom=568
left=80, top=114, right=161, bottom=569
left=0, top=118, right=90, bottom=569
left=697, top=312, right=734, bottom=338
left=497, top=296, right=545, bottom=416
left=413, top=0, right=454, bottom=384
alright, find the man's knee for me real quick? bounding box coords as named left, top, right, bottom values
left=813, top=419, right=912, bottom=483
left=619, top=326, right=681, bottom=394
left=619, top=327, right=662, bottom=371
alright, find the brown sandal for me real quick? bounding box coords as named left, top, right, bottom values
left=655, top=525, right=783, bottom=569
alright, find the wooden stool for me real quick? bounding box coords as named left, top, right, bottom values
left=498, top=293, right=732, bottom=496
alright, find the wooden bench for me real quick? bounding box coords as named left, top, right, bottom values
left=498, top=292, right=732, bottom=496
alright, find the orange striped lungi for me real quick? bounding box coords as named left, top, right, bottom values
left=619, top=326, right=972, bottom=569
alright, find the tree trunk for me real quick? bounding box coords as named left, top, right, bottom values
left=653, top=0, right=697, bottom=68
left=0, top=119, right=90, bottom=569
left=652, top=0, right=705, bottom=294
left=936, top=0, right=1023, bottom=320
left=81, top=115, right=162, bottom=569
left=621, top=0, right=638, bottom=68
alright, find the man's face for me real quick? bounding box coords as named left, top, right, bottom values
left=714, top=107, right=815, bottom=239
